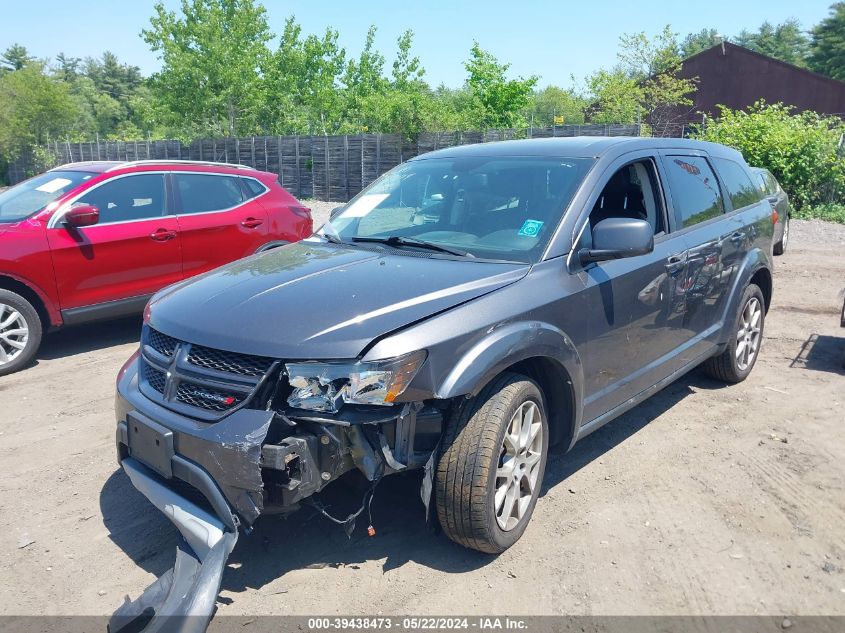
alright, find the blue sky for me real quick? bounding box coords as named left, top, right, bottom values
left=0, top=0, right=834, bottom=87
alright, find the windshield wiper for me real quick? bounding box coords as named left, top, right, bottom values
left=351, top=235, right=475, bottom=258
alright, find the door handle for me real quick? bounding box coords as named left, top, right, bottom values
left=241, top=217, right=264, bottom=229
left=665, top=254, right=686, bottom=275
left=150, top=229, right=177, bottom=242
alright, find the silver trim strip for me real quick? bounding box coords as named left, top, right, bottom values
left=107, top=159, right=254, bottom=171
left=47, top=171, right=270, bottom=229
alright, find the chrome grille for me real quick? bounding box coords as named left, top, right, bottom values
left=138, top=325, right=276, bottom=421
left=187, top=344, right=274, bottom=377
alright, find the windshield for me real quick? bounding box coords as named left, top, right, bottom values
left=0, top=170, right=95, bottom=223
left=325, top=156, right=593, bottom=263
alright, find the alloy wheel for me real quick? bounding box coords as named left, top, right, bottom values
left=736, top=297, right=762, bottom=371
left=0, top=303, right=29, bottom=366
left=494, top=401, right=543, bottom=531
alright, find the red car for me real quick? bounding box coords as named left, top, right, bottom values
left=0, top=160, right=313, bottom=376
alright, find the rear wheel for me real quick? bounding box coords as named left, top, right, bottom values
left=0, top=290, right=42, bottom=377
left=435, top=372, right=548, bottom=554
left=774, top=214, right=789, bottom=255
left=703, top=284, right=765, bottom=383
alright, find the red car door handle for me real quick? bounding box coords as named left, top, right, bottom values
left=241, top=217, right=264, bottom=229
left=150, top=229, right=177, bottom=242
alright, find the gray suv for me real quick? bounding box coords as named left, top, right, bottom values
left=111, top=137, right=775, bottom=631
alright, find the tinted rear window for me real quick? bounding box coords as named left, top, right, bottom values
left=175, top=174, right=245, bottom=213
left=714, top=158, right=761, bottom=210
left=240, top=177, right=266, bottom=199
left=664, top=156, right=725, bottom=228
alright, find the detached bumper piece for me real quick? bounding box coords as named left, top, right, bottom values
left=109, top=458, right=239, bottom=633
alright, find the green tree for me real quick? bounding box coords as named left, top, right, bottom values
left=342, top=25, right=388, bottom=131
left=1, top=44, right=34, bottom=72
left=0, top=62, right=81, bottom=159
left=426, top=84, right=473, bottom=131
left=527, top=85, right=586, bottom=126
left=142, top=0, right=273, bottom=137
left=617, top=25, right=682, bottom=76
left=586, top=70, right=642, bottom=124
left=463, top=43, right=537, bottom=129
left=263, top=17, right=347, bottom=134
left=586, top=26, right=697, bottom=132
left=377, top=30, right=436, bottom=138
left=680, top=28, right=723, bottom=58
left=808, top=2, right=845, bottom=80
left=735, top=19, right=810, bottom=67
left=83, top=52, right=143, bottom=105
left=55, top=53, right=82, bottom=82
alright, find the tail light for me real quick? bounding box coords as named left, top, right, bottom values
left=290, top=205, right=311, bottom=219
left=771, top=209, right=779, bottom=225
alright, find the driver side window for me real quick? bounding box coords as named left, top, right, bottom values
left=76, top=174, right=166, bottom=224
left=589, top=160, right=665, bottom=236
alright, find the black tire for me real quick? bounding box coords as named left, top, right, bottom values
left=0, top=289, right=42, bottom=377
left=773, top=214, right=789, bottom=255
left=703, top=284, right=765, bottom=383
left=435, top=372, right=549, bottom=554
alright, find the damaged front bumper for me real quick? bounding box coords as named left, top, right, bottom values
left=112, top=357, right=443, bottom=630
left=109, top=458, right=238, bottom=633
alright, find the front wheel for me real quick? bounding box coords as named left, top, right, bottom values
left=703, top=284, right=765, bottom=383
left=435, top=372, right=548, bottom=554
left=0, top=290, right=43, bottom=377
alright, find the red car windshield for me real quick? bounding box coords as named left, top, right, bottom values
left=0, top=170, right=95, bottom=223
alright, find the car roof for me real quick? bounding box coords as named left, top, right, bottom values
left=48, top=159, right=261, bottom=175
left=410, top=136, right=744, bottom=162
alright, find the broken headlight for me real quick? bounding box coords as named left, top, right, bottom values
left=285, top=350, right=427, bottom=412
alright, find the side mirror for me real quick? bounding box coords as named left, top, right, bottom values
left=64, top=204, right=100, bottom=228
left=330, top=205, right=345, bottom=220
left=579, top=217, right=654, bottom=264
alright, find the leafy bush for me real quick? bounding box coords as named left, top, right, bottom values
left=692, top=101, right=845, bottom=210
left=794, top=203, right=845, bottom=223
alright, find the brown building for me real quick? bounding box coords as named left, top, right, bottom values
left=655, top=42, right=845, bottom=135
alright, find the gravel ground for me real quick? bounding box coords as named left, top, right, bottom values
left=300, top=199, right=335, bottom=229
left=0, top=220, right=844, bottom=617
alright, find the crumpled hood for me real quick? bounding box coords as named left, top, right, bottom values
left=148, top=241, right=528, bottom=359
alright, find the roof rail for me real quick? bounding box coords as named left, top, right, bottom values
left=106, top=159, right=255, bottom=172
left=51, top=160, right=121, bottom=170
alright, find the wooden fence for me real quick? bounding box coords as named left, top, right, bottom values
left=6, top=124, right=641, bottom=200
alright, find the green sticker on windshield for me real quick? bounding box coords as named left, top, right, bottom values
left=518, top=219, right=544, bottom=237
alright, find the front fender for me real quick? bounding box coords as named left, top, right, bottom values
left=434, top=320, right=584, bottom=405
